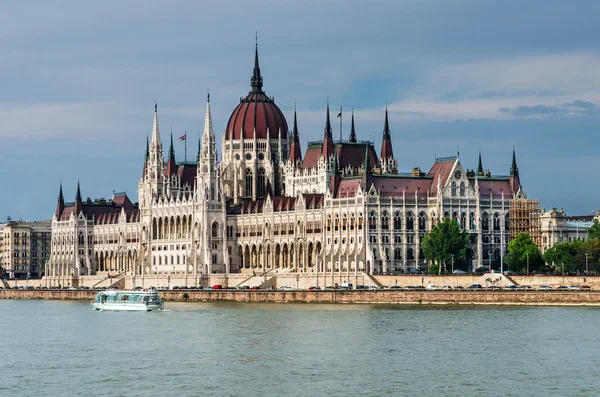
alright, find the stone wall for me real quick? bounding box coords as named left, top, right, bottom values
left=3, top=289, right=600, bottom=306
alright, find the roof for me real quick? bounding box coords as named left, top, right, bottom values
left=177, top=164, right=198, bottom=187
left=372, top=175, right=433, bottom=197
left=477, top=179, right=512, bottom=197
left=57, top=194, right=139, bottom=224
left=336, top=178, right=362, bottom=198
left=427, top=158, right=455, bottom=194
left=302, top=141, right=378, bottom=170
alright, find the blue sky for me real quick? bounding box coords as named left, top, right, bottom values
left=1, top=0, right=599, bottom=221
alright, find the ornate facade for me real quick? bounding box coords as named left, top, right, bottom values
left=46, top=44, right=530, bottom=286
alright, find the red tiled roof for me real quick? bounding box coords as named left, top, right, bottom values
left=177, top=164, right=197, bottom=187
left=302, top=193, right=324, bottom=209
left=427, top=160, right=455, bottom=194
left=477, top=179, right=512, bottom=197
left=58, top=194, right=139, bottom=224
left=336, top=179, right=362, bottom=198
left=372, top=176, right=433, bottom=197
left=302, top=142, right=378, bottom=170
left=225, top=92, right=288, bottom=140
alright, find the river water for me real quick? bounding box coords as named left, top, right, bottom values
left=2, top=300, right=599, bottom=396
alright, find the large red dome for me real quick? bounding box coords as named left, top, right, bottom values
left=225, top=45, right=288, bottom=141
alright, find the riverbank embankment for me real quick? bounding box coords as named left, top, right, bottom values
left=3, top=289, right=600, bottom=306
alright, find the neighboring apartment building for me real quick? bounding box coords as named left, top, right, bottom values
left=1, top=221, right=52, bottom=279
left=540, top=208, right=600, bottom=253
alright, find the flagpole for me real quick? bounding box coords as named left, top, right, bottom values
left=339, top=106, right=342, bottom=141
left=184, top=131, right=187, bottom=163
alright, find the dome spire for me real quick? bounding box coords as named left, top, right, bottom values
left=322, top=99, right=334, bottom=158
left=477, top=150, right=483, bottom=175
left=251, top=34, right=263, bottom=93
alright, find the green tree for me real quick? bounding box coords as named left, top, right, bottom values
left=542, top=240, right=582, bottom=273
left=578, top=238, right=600, bottom=273
left=506, top=233, right=543, bottom=273
left=422, top=217, right=469, bottom=274
left=588, top=219, right=600, bottom=240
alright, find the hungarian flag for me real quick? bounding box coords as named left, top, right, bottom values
left=337, top=109, right=342, bottom=118
left=178, top=133, right=186, bottom=142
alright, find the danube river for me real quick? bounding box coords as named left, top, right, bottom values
left=3, top=300, right=599, bottom=396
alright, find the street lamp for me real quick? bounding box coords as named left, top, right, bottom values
left=451, top=254, right=454, bottom=274
left=526, top=253, right=529, bottom=275
left=585, top=253, right=589, bottom=275
left=561, top=263, right=565, bottom=285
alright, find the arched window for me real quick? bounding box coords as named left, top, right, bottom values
left=394, top=248, right=402, bottom=260
left=461, top=212, right=467, bottom=230
left=212, top=222, right=219, bottom=238
left=469, top=212, right=475, bottom=230
left=493, top=213, right=501, bottom=231
left=505, top=213, right=510, bottom=231
left=334, top=214, right=339, bottom=231
left=482, top=212, right=489, bottom=231
left=257, top=168, right=265, bottom=198
left=418, top=212, right=426, bottom=230
left=369, top=212, right=377, bottom=230
left=245, top=169, right=253, bottom=197
left=210, top=183, right=215, bottom=201
left=451, top=181, right=457, bottom=197
left=406, top=212, right=414, bottom=230
left=460, top=182, right=465, bottom=197
left=381, top=211, right=389, bottom=229
left=394, top=212, right=402, bottom=230
left=407, top=248, right=415, bottom=260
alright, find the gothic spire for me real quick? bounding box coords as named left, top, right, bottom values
left=477, top=150, right=483, bottom=175
left=75, top=181, right=82, bottom=202
left=250, top=37, right=263, bottom=93
left=510, top=147, right=519, bottom=176
left=203, top=91, right=214, bottom=138
left=168, top=132, right=175, bottom=161
left=322, top=100, right=335, bottom=159
left=290, top=106, right=302, bottom=165
left=349, top=109, right=357, bottom=143
left=383, top=105, right=391, bottom=139
left=380, top=106, right=394, bottom=161
left=196, top=137, right=201, bottom=163
left=151, top=103, right=161, bottom=145
left=363, top=144, right=371, bottom=172
left=145, top=135, right=149, bottom=162
left=58, top=182, right=64, bottom=204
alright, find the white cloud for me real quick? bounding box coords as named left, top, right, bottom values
left=387, top=52, right=600, bottom=121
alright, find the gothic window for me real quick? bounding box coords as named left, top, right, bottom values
left=369, top=211, right=377, bottom=230
left=460, top=182, right=466, bottom=197
left=211, top=184, right=215, bottom=201
left=505, top=213, right=510, bottom=231
left=461, top=212, right=467, bottom=230
left=212, top=222, right=219, bottom=238
left=257, top=168, right=265, bottom=198
left=212, top=254, right=217, bottom=265
left=469, top=212, right=475, bottom=230
left=406, top=212, right=414, bottom=230
left=342, top=214, right=347, bottom=231
left=482, top=212, right=489, bottom=231
left=381, top=211, right=389, bottom=229
left=451, top=181, right=457, bottom=197
left=394, top=248, right=402, bottom=260
left=245, top=169, right=253, bottom=197
left=327, top=215, right=331, bottom=232
left=394, top=212, right=402, bottom=230
left=493, top=213, right=501, bottom=231
left=407, top=248, right=414, bottom=260
left=418, top=212, right=426, bottom=230
left=334, top=215, right=339, bottom=231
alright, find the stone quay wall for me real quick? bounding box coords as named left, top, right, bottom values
left=3, top=289, right=600, bottom=306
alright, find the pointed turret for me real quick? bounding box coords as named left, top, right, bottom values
left=290, top=107, right=302, bottom=165
left=250, top=39, right=263, bottom=93
left=73, top=181, right=83, bottom=216
left=166, top=133, right=177, bottom=177
left=196, top=137, right=201, bottom=163
left=477, top=150, right=484, bottom=176
left=199, top=92, right=218, bottom=179
left=362, top=144, right=372, bottom=173
left=349, top=109, right=357, bottom=143
left=55, top=182, right=64, bottom=219
left=142, top=136, right=149, bottom=178
left=151, top=103, right=161, bottom=146
left=322, top=101, right=335, bottom=159
left=380, top=106, right=394, bottom=161
left=510, top=147, right=521, bottom=193
left=361, top=144, right=373, bottom=190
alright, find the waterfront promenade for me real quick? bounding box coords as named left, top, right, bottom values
left=3, top=288, right=600, bottom=306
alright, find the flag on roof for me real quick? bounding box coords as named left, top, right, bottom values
left=178, top=133, right=186, bottom=141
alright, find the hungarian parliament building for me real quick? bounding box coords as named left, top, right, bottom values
left=46, top=45, right=527, bottom=286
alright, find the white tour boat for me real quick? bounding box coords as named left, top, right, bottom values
left=92, top=288, right=164, bottom=311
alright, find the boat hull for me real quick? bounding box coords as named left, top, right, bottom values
left=92, top=302, right=164, bottom=311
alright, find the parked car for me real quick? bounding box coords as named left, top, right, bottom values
left=453, top=285, right=465, bottom=290
left=505, top=285, right=519, bottom=291
left=440, top=285, right=453, bottom=290
left=212, top=285, right=223, bottom=290
left=536, top=285, right=552, bottom=291
left=389, top=285, right=403, bottom=290
left=467, top=284, right=483, bottom=290
left=308, top=286, right=321, bottom=291
left=568, top=285, right=581, bottom=291
left=425, top=285, right=439, bottom=290
left=279, top=286, right=293, bottom=291
left=556, top=285, right=569, bottom=290
left=581, top=285, right=592, bottom=290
